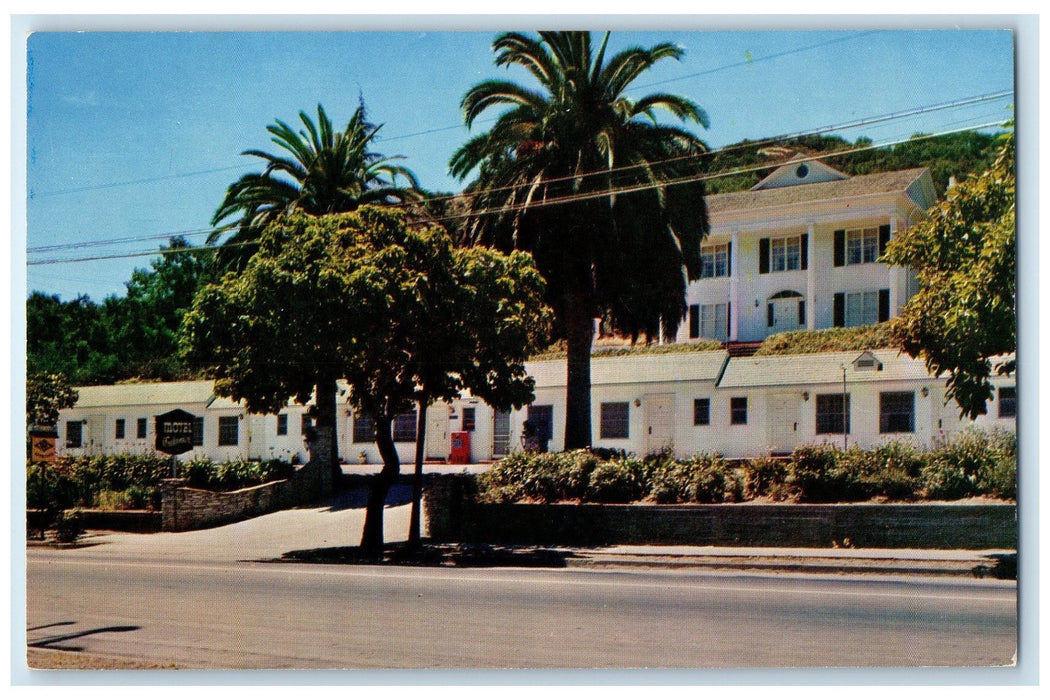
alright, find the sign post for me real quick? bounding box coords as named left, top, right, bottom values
left=155, top=409, right=196, bottom=477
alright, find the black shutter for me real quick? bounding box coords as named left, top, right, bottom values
left=800, top=233, right=808, bottom=270
left=878, top=289, right=890, bottom=322
left=759, top=238, right=770, bottom=274
left=688, top=304, right=699, bottom=338
left=798, top=300, right=806, bottom=326
left=833, top=293, right=845, bottom=327
left=879, top=224, right=891, bottom=257
left=833, top=230, right=845, bottom=267
left=767, top=303, right=774, bottom=327
left=726, top=241, right=732, bottom=274
left=726, top=302, right=732, bottom=337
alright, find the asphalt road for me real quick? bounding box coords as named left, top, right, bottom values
left=26, top=550, right=1016, bottom=670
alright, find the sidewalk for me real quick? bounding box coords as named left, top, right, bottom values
left=562, top=545, right=1017, bottom=579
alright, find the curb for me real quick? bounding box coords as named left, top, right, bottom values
left=562, top=551, right=1017, bottom=579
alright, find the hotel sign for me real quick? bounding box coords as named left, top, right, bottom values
left=155, top=409, right=196, bottom=455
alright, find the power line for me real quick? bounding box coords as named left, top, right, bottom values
left=27, top=89, right=1012, bottom=256
left=28, top=119, right=1008, bottom=267
left=24, top=30, right=915, bottom=200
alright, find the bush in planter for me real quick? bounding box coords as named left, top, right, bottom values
left=648, top=454, right=741, bottom=503
left=840, top=441, right=923, bottom=501
left=787, top=444, right=856, bottom=502
left=585, top=457, right=648, bottom=503
left=53, top=509, right=83, bottom=544
left=740, top=456, right=794, bottom=500
left=923, top=428, right=1016, bottom=500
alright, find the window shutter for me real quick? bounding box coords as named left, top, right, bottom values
left=759, top=238, right=770, bottom=274
left=800, top=233, right=808, bottom=270
left=798, top=300, right=806, bottom=326
left=878, top=288, right=890, bottom=322
left=879, top=224, right=891, bottom=257
left=726, top=302, right=732, bottom=337
left=833, top=230, right=845, bottom=267
left=688, top=305, right=699, bottom=339
left=833, top=293, right=845, bottom=327
left=726, top=241, right=732, bottom=273
left=767, top=303, right=774, bottom=327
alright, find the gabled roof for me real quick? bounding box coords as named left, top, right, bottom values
left=717, top=349, right=936, bottom=389
left=751, top=159, right=850, bottom=190
left=706, top=167, right=934, bottom=217
left=73, top=380, right=216, bottom=409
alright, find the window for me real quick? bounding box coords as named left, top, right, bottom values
left=192, top=417, right=204, bottom=446
left=301, top=414, right=313, bottom=435
left=693, top=398, right=710, bottom=426
left=846, top=227, right=880, bottom=265
left=600, top=402, right=630, bottom=439
left=353, top=415, right=375, bottom=443
left=700, top=243, right=729, bottom=278
left=998, top=387, right=1017, bottom=418
left=65, top=420, right=82, bottom=448
left=700, top=303, right=728, bottom=341
left=115, top=418, right=125, bottom=440
left=731, top=397, right=748, bottom=425
left=218, top=416, right=239, bottom=446
left=137, top=417, right=147, bottom=439
left=277, top=413, right=288, bottom=436
left=393, top=412, right=417, bottom=442
left=771, top=235, right=802, bottom=272
left=816, top=394, right=851, bottom=435
left=759, top=234, right=807, bottom=273
left=527, top=404, right=554, bottom=448
left=834, top=289, right=889, bottom=327
left=880, top=392, right=915, bottom=433
left=462, top=407, right=476, bottom=432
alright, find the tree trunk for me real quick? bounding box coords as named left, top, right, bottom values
left=407, top=399, right=428, bottom=548
left=314, top=372, right=341, bottom=484
left=563, top=288, right=594, bottom=450
left=360, top=414, right=400, bottom=557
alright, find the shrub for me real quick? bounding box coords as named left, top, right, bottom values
left=52, top=509, right=83, bottom=544
left=740, top=456, right=793, bottom=500
left=788, top=444, right=859, bottom=502
left=923, top=429, right=1016, bottom=500
left=585, top=458, right=648, bottom=503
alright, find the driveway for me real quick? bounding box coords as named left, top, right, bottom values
left=70, top=485, right=413, bottom=564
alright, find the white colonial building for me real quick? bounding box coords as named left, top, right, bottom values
left=52, top=160, right=1015, bottom=464
left=675, top=159, right=935, bottom=344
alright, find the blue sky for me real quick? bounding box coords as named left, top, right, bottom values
left=23, top=26, right=1015, bottom=302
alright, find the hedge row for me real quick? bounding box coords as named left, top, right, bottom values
left=477, top=428, right=1016, bottom=505
left=26, top=454, right=296, bottom=512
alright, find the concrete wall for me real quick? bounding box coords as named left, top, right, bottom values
left=424, top=476, right=1016, bottom=549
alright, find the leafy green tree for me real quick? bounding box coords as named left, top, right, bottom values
left=26, top=371, right=79, bottom=428
left=882, top=131, right=1015, bottom=419
left=182, top=207, right=549, bottom=555
left=209, top=103, right=421, bottom=270
left=450, top=31, right=710, bottom=449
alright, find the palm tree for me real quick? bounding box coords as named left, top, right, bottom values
left=450, top=31, right=711, bottom=449
left=209, top=103, right=420, bottom=269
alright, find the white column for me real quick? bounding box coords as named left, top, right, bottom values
left=729, top=231, right=741, bottom=341
left=888, top=215, right=903, bottom=316
left=806, top=223, right=816, bottom=329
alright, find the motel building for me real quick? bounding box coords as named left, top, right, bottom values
left=54, top=160, right=1017, bottom=463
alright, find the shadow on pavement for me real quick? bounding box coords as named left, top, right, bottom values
left=319, top=485, right=413, bottom=512
left=275, top=542, right=580, bottom=568
left=28, top=624, right=141, bottom=653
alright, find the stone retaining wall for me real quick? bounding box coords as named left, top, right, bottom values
left=423, top=475, right=1016, bottom=549
left=161, top=427, right=334, bottom=531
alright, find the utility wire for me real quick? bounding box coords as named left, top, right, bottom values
left=27, top=90, right=1012, bottom=256
left=28, top=119, right=1007, bottom=267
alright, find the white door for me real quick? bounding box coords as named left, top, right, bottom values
left=769, top=296, right=805, bottom=334
left=768, top=393, right=799, bottom=454
left=425, top=407, right=450, bottom=461
left=644, top=394, right=676, bottom=455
